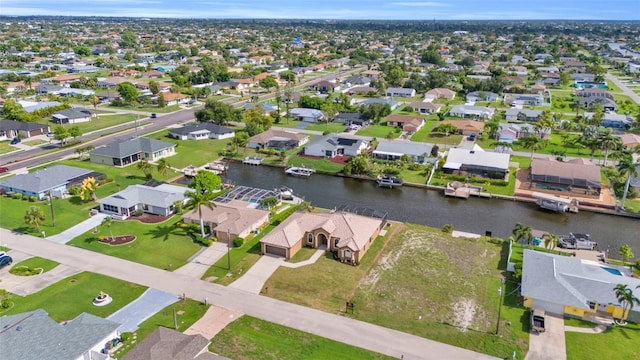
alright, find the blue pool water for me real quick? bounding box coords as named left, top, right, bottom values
left=602, top=267, right=623, bottom=276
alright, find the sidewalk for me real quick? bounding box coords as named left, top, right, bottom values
left=174, top=242, right=230, bottom=278
left=46, top=213, right=109, bottom=244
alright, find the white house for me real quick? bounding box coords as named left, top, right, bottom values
left=304, top=134, right=368, bottom=158
left=169, top=123, right=235, bottom=140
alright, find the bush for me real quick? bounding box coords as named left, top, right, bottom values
left=134, top=209, right=144, bottom=217
left=29, top=196, right=37, bottom=202
left=442, top=224, right=453, bottom=233
left=99, top=177, right=115, bottom=186
left=120, top=332, right=132, bottom=342
left=233, top=237, right=244, bottom=248
left=194, top=235, right=212, bottom=247
left=13, top=193, right=22, bottom=200
left=68, top=186, right=81, bottom=196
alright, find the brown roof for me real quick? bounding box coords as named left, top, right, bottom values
left=531, top=157, right=601, bottom=184
left=441, top=120, right=484, bottom=132
left=387, top=114, right=424, bottom=125
left=161, top=92, right=187, bottom=101
left=410, top=102, right=443, bottom=110
left=425, top=88, right=456, bottom=99
left=183, top=200, right=269, bottom=235
left=248, top=129, right=308, bottom=145
left=261, top=211, right=382, bottom=252
left=122, top=327, right=221, bottom=360
left=617, top=133, right=640, bottom=148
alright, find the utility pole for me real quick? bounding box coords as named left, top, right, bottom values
left=496, top=278, right=505, bottom=335
left=48, top=191, right=55, bottom=227
left=227, top=229, right=231, bottom=270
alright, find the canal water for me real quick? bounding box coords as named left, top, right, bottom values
left=222, top=162, right=639, bottom=257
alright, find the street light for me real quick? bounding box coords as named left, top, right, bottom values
left=496, top=278, right=505, bottom=335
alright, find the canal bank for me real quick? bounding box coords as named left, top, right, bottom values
left=220, top=160, right=639, bottom=258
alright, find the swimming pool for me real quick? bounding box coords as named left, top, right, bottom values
left=602, top=267, right=623, bottom=276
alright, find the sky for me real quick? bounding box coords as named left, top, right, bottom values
left=1, top=0, right=639, bottom=20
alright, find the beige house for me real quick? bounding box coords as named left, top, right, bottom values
left=386, top=115, right=425, bottom=133
left=183, top=200, right=270, bottom=243
left=260, top=212, right=383, bottom=265
left=440, top=120, right=484, bottom=136
left=425, top=88, right=456, bottom=100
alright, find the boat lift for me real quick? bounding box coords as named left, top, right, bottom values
left=532, top=192, right=579, bottom=213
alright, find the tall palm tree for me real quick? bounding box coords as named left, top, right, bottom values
left=512, top=222, right=533, bottom=244
left=156, top=159, right=171, bottom=179
left=616, top=157, right=639, bottom=210
left=520, top=135, right=546, bottom=163
left=613, top=284, right=640, bottom=325
left=542, top=233, right=560, bottom=252
left=137, top=159, right=153, bottom=180
left=24, top=206, right=46, bottom=232
left=102, top=216, right=115, bottom=241
left=89, top=96, right=100, bottom=119
left=599, top=129, right=622, bottom=166
left=184, top=190, right=215, bottom=238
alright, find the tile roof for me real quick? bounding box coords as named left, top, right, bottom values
left=121, top=327, right=224, bottom=360
left=183, top=200, right=270, bottom=235
left=531, top=157, right=601, bottom=185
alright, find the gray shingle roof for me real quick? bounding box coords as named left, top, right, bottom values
left=53, top=108, right=93, bottom=120
left=0, top=119, right=50, bottom=132
left=0, top=165, right=93, bottom=194
left=169, top=123, right=234, bottom=136
left=98, top=184, right=188, bottom=209
left=0, top=309, right=120, bottom=360
left=90, top=137, right=175, bottom=158
left=373, top=140, right=434, bottom=158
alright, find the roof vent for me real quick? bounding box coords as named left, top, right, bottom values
left=16, top=326, right=22, bottom=331
left=470, top=151, right=475, bottom=154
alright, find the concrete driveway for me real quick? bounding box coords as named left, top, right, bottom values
left=46, top=213, right=109, bottom=244
left=228, top=255, right=283, bottom=294
left=107, top=288, right=180, bottom=332
left=525, top=313, right=566, bottom=360
left=174, top=242, right=229, bottom=279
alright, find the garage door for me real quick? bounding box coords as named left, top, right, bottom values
left=265, top=245, right=287, bottom=258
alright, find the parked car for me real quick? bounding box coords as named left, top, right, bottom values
left=46, top=132, right=54, bottom=137
left=10, top=137, right=21, bottom=145
left=0, top=255, right=12, bottom=269
left=468, top=133, right=476, bottom=141
left=0, top=167, right=9, bottom=173
left=530, top=307, right=546, bottom=333
left=150, top=113, right=157, bottom=119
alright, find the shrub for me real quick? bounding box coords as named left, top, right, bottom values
left=134, top=209, right=144, bottom=217
left=29, top=196, right=37, bottom=202
left=194, top=235, right=212, bottom=247
left=233, top=237, right=244, bottom=248
left=120, top=332, right=132, bottom=342
left=442, top=224, right=453, bottom=233
left=407, top=163, right=422, bottom=171
left=13, top=193, right=22, bottom=200
left=68, top=186, right=81, bottom=196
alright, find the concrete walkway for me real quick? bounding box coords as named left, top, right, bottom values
left=184, top=305, right=243, bottom=339
left=0, top=228, right=497, bottom=360
left=46, top=213, right=109, bottom=244
left=107, top=288, right=180, bottom=332
left=174, top=242, right=230, bottom=279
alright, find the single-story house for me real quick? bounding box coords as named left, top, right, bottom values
left=311, top=80, right=339, bottom=94
left=531, top=157, right=601, bottom=194
left=386, top=87, right=416, bottom=98
left=425, top=88, right=456, bottom=100
left=51, top=108, right=93, bottom=124
left=90, top=137, right=176, bottom=167
left=122, top=327, right=223, bottom=360
left=466, top=91, right=499, bottom=102
left=386, top=115, right=425, bottom=133
left=579, top=96, right=618, bottom=112
left=183, top=200, right=270, bottom=243
left=98, top=183, right=188, bottom=219
left=570, top=73, right=595, bottom=82
left=290, top=108, right=324, bottom=122
left=334, top=112, right=369, bottom=127
left=576, top=88, right=614, bottom=100
left=247, top=129, right=309, bottom=150
left=0, top=119, right=50, bottom=140
left=260, top=211, right=383, bottom=265
left=18, top=100, right=61, bottom=113
left=169, top=123, right=235, bottom=140
left=344, top=75, right=371, bottom=86
left=360, top=98, right=401, bottom=111
left=504, top=93, right=545, bottom=106
left=583, top=112, right=631, bottom=129
left=347, top=86, right=377, bottom=96
left=504, top=109, right=544, bottom=122
left=497, top=123, right=550, bottom=142
left=448, top=105, right=495, bottom=119
left=440, top=120, right=484, bottom=136
left=617, top=133, right=640, bottom=150
left=362, top=70, right=382, bottom=79
left=160, top=92, right=188, bottom=106
left=304, top=134, right=368, bottom=158
left=522, top=250, right=639, bottom=321
left=372, top=140, right=437, bottom=164
left=0, top=309, right=121, bottom=360
left=0, top=164, right=102, bottom=200
left=409, top=101, right=443, bottom=114
left=244, top=103, right=279, bottom=112
left=443, top=144, right=510, bottom=179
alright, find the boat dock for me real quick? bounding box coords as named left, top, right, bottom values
left=444, top=182, right=491, bottom=199
left=243, top=156, right=264, bottom=165
left=206, top=160, right=228, bottom=174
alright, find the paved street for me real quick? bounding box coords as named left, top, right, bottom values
left=0, top=228, right=497, bottom=360
left=606, top=72, right=640, bottom=105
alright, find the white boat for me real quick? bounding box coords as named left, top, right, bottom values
left=285, top=165, right=315, bottom=177
left=243, top=156, right=263, bottom=165
left=206, top=161, right=228, bottom=174
left=558, top=233, right=597, bottom=250
left=376, top=174, right=404, bottom=188
left=275, top=187, right=294, bottom=200
left=532, top=192, right=579, bottom=213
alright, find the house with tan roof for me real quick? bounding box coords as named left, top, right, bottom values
left=386, top=115, right=425, bottom=133
left=260, top=211, right=383, bottom=265
left=440, top=120, right=484, bottom=136
left=425, top=88, right=456, bottom=101
left=409, top=101, right=443, bottom=114
left=247, top=129, right=309, bottom=150
left=531, top=157, right=601, bottom=195
left=617, top=133, right=640, bottom=150
left=160, top=92, right=188, bottom=106
left=183, top=200, right=270, bottom=243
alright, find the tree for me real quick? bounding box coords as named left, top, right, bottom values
left=149, top=80, right=160, bottom=95
left=137, top=160, right=153, bottom=180
left=599, top=129, right=622, bottom=166
left=512, top=222, right=533, bottom=244
left=24, top=206, right=46, bottom=232
left=484, top=120, right=500, bottom=140
left=117, top=82, right=139, bottom=104
left=520, top=135, right=546, bottom=163
left=157, top=92, right=166, bottom=108
left=259, top=76, right=278, bottom=92
left=542, top=233, right=560, bottom=252
left=261, top=196, right=279, bottom=210
left=613, top=284, right=640, bottom=325
left=189, top=171, right=221, bottom=194
left=184, top=190, right=216, bottom=238
left=536, top=111, right=555, bottom=138
left=619, top=244, right=635, bottom=265
left=68, top=126, right=82, bottom=140
left=321, top=102, right=337, bottom=127
left=89, top=96, right=100, bottom=118
left=53, top=125, right=70, bottom=146
left=617, top=158, right=639, bottom=209
left=195, top=99, right=241, bottom=125
left=156, top=158, right=171, bottom=179
left=80, top=177, right=98, bottom=201
left=102, top=216, right=115, bottom=241
left=230, top=132, right=249, bottom=153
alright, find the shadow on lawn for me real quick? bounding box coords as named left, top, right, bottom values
left=145, top=223, right=182, bottom=242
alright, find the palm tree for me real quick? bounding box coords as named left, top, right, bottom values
left=184, top=190, right=215, bottom=238
left=24, top=206, right=46, bottom=232
left=156, top=159, right=171, bottom=179
left=542, top=233, right=560, bottom=252
left=598, top=129, right=622, bottom=166
left=89, top=96, right=100, bottom=119
left=512, top=222, right=533, bottom=244
left=616, top=157, right=639, bottom=210
left=137, top=159, right=153, bottom=180
left=520, top=135, right=546, bottom=163
left=102, top=216, right=115, bottom=241
left=613, top=284, right=640, bottom=325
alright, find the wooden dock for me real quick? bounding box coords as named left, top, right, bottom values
left=444, top=182, right=491, bottom=199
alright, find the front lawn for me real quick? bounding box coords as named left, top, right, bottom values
left=305, top=122, right=348, bottom=133
left=2, top=272, right=147, bottom=321
left=108, top=104, right=180, bottom=113
left=429, top=168, right=516, bottom=196
left=287, top=155, right=344, bottom=175
left=0, top=141, right=17, bottom=154
left=9, top=257, right=59, bottom=275
left=210, top=315, right=393, bottom=360
left=412, top=131, right=462, bottom=145
left=475, top=132, right=599, bottom=160
left=565, top=322, right=640, bottom=360
left=67, top=216, right=202, bottom=270
left=356, top=124, right=396, bottom=139
left=22, top=139, right=48, bottom=147
left=54, top=114, right=138, bottom=134
left=149, top=132, right=233, bottom=169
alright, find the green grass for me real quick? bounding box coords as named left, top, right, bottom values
left=476, top=132, right=600, bottom=160
left=0, top=195, right=96, bottom=236
left=356, top=124, right=398, bottom=139
left=429, top=168, right=516, bottom=196
left=305, top=122, right=348, bottom=133
left=21, top=139, right=47, bottom=146
left=623, top=198, right=640, bottom=214
left=287, top=155, right=344, bottom=175
left=114, top=299, right=210, bottom=358
left=412, top=131, right=463, bottom=145
left=9, top=257, right=59, bottom=276
left=108, top=104, right=180, bottom=113
left=510, top=155, right=531, bottom=169
left=149, top=131, right=232, bottom=169
left=1, top=272, right=147, bottom=321
left=396, top=166, right=430, bottom=184
left=565, top=322, right=640, bottom=360
left=67, top=216, right=202, bottom=270
left=211, top=315, right=393, bottom=360
left=53, top=114, right=138, bottom=134
left=289, top=247, right=318, bottom=263
left=0, top=141, right=17, bottom=155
